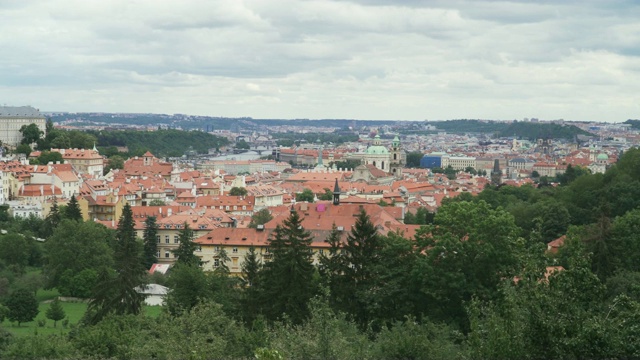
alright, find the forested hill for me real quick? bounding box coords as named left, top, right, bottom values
left=497, top=122, right=593, bottom=140
left=89, top=129, right=229, bottom=157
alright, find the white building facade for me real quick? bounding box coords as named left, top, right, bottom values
left=0, top=106, right=46, bottom=147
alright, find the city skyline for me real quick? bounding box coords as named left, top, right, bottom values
left=1, top=0, right=639, bottom=122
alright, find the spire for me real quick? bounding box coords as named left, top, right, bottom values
left=333, top=178, right=341, bottom=206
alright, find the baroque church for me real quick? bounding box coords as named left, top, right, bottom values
left=349, top=134, right=406, bottom=183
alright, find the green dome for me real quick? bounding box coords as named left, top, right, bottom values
left=366, top=146, right=389, bottom=154
left=596, top=153, right=608, bottom=160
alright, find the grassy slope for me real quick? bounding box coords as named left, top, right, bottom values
left=2, top=288, right=163, bottom=337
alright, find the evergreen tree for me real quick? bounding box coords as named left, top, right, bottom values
left=319, top=223, right=344, bottom=300
left=142, top=216, right=159, bottom=270
left=259, top=208, right=316, bottom=324
left=240, top=246, right=262, bottom=323
left=241, top=246, right=262, bottom=288
left=65, top=195, right=83, bottom=221
left=333, top=208, right=385, bottom=328
left=172, top=222, right=202, bottom=267
left=43, top=198, right=62, bottom=238
left=88, top=203, right=146, bottom=324
left=46, top=297, right=66, bottom=327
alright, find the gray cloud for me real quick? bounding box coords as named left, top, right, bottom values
left=0, top=0, right=638, bottom=121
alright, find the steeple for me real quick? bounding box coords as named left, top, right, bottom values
left=333, top=178, right=341, bottom=206
left=491, top=159, right=502, bottom=186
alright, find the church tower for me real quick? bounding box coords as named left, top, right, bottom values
left=333, top=178, right=341, bottom=206
left=491, top=159, right=502, bottom=186
left=389, top=135, right=404, bottom=179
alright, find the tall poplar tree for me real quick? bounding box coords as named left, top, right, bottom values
left=259, top=208, right=316, bottom=324
left=88, top=204, right=146, bottom=324
left=142, top=216, right=159, bottom=269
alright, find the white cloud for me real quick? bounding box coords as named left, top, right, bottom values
left=0, top=0, right=639, bottom=121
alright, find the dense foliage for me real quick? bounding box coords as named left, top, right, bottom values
left=273, top=131, right=359, bottom=146
left=498, top=121, right=593, bottom=140
left=90, top=129, right=229, bottom=157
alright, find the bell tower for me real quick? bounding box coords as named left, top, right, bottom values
left=389, top=135, right=404, bottom=179
left=333, top=178, right=341, bottom=206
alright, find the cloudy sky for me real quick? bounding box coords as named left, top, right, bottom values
left=1, top=0, right=639, bottom=122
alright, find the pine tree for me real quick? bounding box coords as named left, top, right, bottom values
left=46, top=297, right=66, bottom=327
left=241, top=246, right=262, bottom=323
left=241, top=246, right=262, bottom=288
left=336, top=208, right=384, bottom=328
left=319, top=223, right=345, bottom=306
left=88, top=203, right=146, bottom=324
left=172, top=222, right=202, bottom=267
left=259, top=208, right=316, bottom=324
left=142, top=216, right=159, bottom=270
left=43, top=198, right=62, bottom=238
left=65, top=195, right=83, bottom=221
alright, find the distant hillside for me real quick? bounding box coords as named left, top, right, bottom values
left=89, top=129, right=229, bottom=157
left=427, top=120, right=508, bottom=133
left=624, top=119, right=640, bottom=129
left=498, top=122, right=593, bottom=140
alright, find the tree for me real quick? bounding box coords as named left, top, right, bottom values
left=531, top=170, right=540, bottom=178
left=248, top=208, right=273, bottom=229
left=0, top=304, right=8, bottom=323
left=43, top=199, right=62, bottom=238
left=15, top=143, right=32, bottom=156
left=19, top=123, right=43, bottom=145
left=330, top=208, right=385, bottom=328
left=414, top=200, right=522, bottom=330
left=5, top=288, right=39, bottom=326
left=0, top=234, right=29, bottom=270
left=33, top=150, right=63, bottom=165
left=240, top=246, right=262, bottom=323
left=142, top=216, right=159, bottom=270
left=318, top=188, right=333, bottom=201
left=43, top=220, right=114, bottom=290
left=165, top=263, right=210, bottom=316
left=88, top=204, right=146, bottom=324
left=148, top=199, right=166, bottom=206
left=229, top=187, right=248, bottom=196
left=65, top=195, right=83, bottom=221
left=46, top=298, right=66, bottom=327
left=295, top=188, right=315, bottom=202
left=236, top=139, right=250, bottom=149
left=259, top=209, right=316, bottom=323
left=405, top=151, right=424, bottom=168
left=172, top=222, right=202, bottom=267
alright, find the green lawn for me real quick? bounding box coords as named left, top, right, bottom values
left=2, top=289, right=165, bottom=337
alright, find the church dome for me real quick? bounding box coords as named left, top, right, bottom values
left=366, top=134, right=389, bottom=154
left=366, top=145, right=389, bottom=155
left=596, top=153, right=609, bottom=160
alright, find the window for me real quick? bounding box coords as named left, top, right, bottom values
left=319, top=249, right=324, bottom=255
left=156, top=251, right=160, bottom=258
left=156, top=235, right=160, bottom=244
left=233, top=206, right=237, bottom=210
left=164, top=251, right=170, bottom=258
left=214, top=258, right=219, bottom=267
left=242, top=206, right=246, bottom=210
left=215, top=246, right=220, bottom=252
left=196, top=246, right=202, bottom=252
left=232, top=247, right=238, bottom=253
left=174, top=235, right=179, bottom=244
left=165, top=235, right=170, bottom=244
